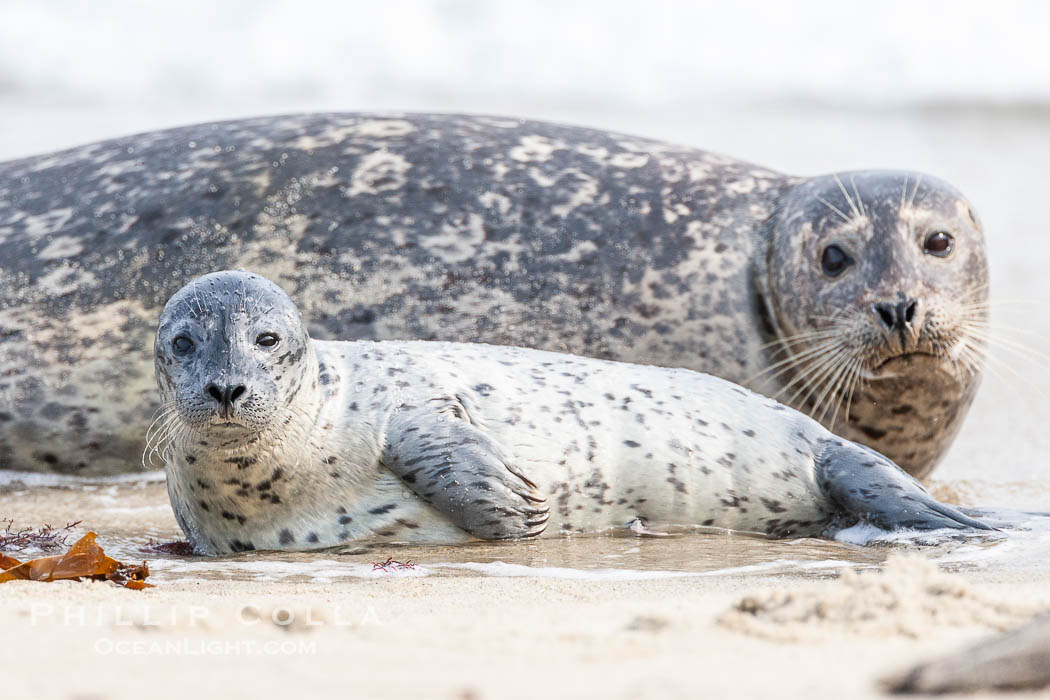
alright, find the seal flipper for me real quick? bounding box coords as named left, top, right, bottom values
left=817, top=440, right=992, bottom=532
left=383, top=409, right=550, bottom=540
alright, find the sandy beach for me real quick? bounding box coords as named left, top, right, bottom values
left=4, top=565, right=1048, bottom=700
left=1, top=474, right=1049, bottom=699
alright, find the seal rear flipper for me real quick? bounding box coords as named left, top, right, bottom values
left=383, top=408, right=550, bottom=540
left=816, top=439, right=992, bottom=532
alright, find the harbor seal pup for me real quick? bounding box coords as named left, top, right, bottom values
left=0, top=113, right=988, bottom=477
left=153, top=271, right=988, bottom=554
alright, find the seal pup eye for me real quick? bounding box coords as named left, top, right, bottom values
left=820, top=245, right=854, bottom=278
left=923, top=231, right=954, bottom=257
left=256, top=333, right=280, bottom=348
left=172, top=336, right=194, bottom=355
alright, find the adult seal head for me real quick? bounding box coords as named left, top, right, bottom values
left=758, top=171, right=988, bottom=474
left=152, top=271, right=988, bottom=555
left=0, top=113, right=989, bottom=478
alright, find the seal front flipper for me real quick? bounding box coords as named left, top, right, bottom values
left=817, top=440, right=993, bottom=532
left=383, top=406, right=550, bottom=540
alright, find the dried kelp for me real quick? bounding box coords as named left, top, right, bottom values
left=0, top=531, right=153, bottom=589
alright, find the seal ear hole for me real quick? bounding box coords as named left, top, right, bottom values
left=172, top=335, right=194, bottom=355
left=256, top=332, right=280, bottom=348
left=923, top=231, right=954, bottom=257
left=820, top=245, right=854, bottom=278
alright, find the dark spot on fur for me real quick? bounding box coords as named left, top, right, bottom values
left=224, top=456, right=258, bottom=469
left=859, top=425, right=888, bottom=440
left=761, top=498, right=787, bottom=514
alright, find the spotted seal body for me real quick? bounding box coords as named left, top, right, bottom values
left=0, top=113, right=988, bottom=477
left=154, top=271, right=987, bottom=554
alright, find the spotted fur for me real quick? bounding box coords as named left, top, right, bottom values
left=156, top=272, right=987, bottom=554
left=0, top=114, right=986, bottom=478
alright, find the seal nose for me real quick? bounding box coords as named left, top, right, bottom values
left=873, top=298, right=919, bottom=332
left=204, top=383, right=248, bottom=417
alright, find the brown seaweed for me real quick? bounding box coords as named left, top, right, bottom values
left=0, top=531, right=153, bottom=589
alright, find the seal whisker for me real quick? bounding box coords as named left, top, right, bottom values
left=748, top=339, right=847, bottom=388
left=778, top=344, right=849, bottom=406
left=832, top=173, right=864, bottom=221
left=790, top=345, right=851, bottom=413
left=143, top=411, right=184, bottom=468
left=827, top=355, right=864, bottom=431
left=760, top=329, right=842, bottom=352
left=149, top=413, right=185, bottom=454
left=816, top=196, right=851, bottom=224
left=770, top=345, right=849, bottom=402
left=812, top=349, right=862, bottom=425
left=957, top=325, right=1050, bottom=365
left=817, top=352, right=859, bottom=427
left=144, top=403, right=179, bottom=442
left=908, top=173, right=923, bottom=209
left=760, top=336, right=846, bottom=369
left=849, top=174, right=867, bottom=218
left=958, top=343, right=1039, bottom=400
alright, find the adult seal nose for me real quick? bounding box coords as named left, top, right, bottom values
left=204, top=383, right=248, bottom=418
left=873, top=298, right=919, bottom=333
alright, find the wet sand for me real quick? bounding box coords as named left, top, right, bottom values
left=3, top=474, right=1050, bottom=699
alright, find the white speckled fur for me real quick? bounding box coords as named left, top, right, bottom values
left=166, top=336, right=835, bottom=554
left=158, top=272, right=988, bottom=554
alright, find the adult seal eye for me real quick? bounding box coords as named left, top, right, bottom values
left=172, top=336, right=194, bottom=355
left=820, top=244, right=854, bottom=277
left=256, top=333, right=280, bottom=348
left=924, top=231, right=954, bottom=257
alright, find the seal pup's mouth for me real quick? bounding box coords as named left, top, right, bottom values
left=201, top=414, right=262, bottom=440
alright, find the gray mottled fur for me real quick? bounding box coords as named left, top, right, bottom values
left=0, top=113, right=987, bottom=477
left=155, top=271, right=988, bottom=554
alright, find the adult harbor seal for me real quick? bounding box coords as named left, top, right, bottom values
left=154, top=271, right=988, bottom=554
left=0, top=113, right=988, bottom=477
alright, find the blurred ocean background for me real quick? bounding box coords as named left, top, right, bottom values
left=0, top=0, right=1048, bottom=492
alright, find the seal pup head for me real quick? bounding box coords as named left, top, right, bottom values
left=152, top=270, right=317, bottom=452
left=764, top=171, right=988, bottom=476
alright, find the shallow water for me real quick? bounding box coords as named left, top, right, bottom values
left=2, top=470, right=1048, bottom=585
